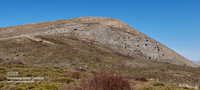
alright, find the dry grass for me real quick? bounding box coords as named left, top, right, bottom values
left=75, top=72, right=132, bottom=90
left=7, top=60, right=24, bottom=65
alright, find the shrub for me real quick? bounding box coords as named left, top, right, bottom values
left=140, top=87, right=154, bottom=90
left=153, top=83, right=165, bottom=87
left=0, top=76, right=7, bottom=81
left=90, top=71, right=97, bottom=74
left=75, top=72, right=132, bottom=90
left=10, top=87, right=24, bottom=90
left=58, top=77, right=74, bottom=83
left=0, top=83, right=5, bottom=88
left=134, top=77, right=148, bottom=82
left=27, top=84, right=38, bottom=89
left=17, top=84, right=27, bottom=89
left=0, top=67, right=5, bottom=70
left=52, top=77, right=74, bottom=84
left=182, top=87, right=189, bottom=89
left=26, top=74, right=32, bottom=77
left=64, top=72, right=80, bottom=79
left=124, top=75, right=136, bottom=79
left=44, top=84, right=60, bottom=90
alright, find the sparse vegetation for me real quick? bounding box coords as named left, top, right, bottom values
left=53, top=77, right=75, bottom=83
left=134, top=77, right=148, bottom=82
left=0, top=83, right=5, bottom=88
left=137, top=82, right=199, bottom=90
left=43, top=84, right=60, bottom=90
left=0, top=29, right=199, bottom=89
left=75, top=72, right=132, bottom=90
left=7, top=60, right=23, bottom=65
left=0, top=60, right=199, bottom=90
left=15, top=84, right=60, bottom=90
left=64, top=72, right=81, bottom=79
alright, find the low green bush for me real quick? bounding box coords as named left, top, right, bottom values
left=17, top=84, right=27, bottom=89
left=44, top=84, right=60, bottom=90
left=153, top=82, right=165, bottom=87
left=0, top=83, right=5, bottom=88
left=52, top=77, right=74, bottom=83
left=27, top=84, right=38, bottom=89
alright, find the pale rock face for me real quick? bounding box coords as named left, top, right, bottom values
left=0, top=17, right=198, bottom=67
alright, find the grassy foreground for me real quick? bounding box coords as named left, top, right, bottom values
left=0, top=64, right=199, bottom=90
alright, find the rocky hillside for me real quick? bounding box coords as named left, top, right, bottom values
left=0, top=17, right=197, bottom=67
left=0, top=17, right=200, bottom=89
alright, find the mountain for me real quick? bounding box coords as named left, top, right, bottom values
left=0, top=17, right=197, bottom=67
left=0, top=17, right=200, bottom=89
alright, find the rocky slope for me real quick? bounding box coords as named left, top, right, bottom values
left=0, top=17, right=200, bottom=88
left=0, top=17, right=197, bottom=67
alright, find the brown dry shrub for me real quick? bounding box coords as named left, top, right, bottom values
left=64, top=72, right=81, bottom=79
left=75, top=72, right=132, bottom=90
left=134, top=77, right=148, bottom=82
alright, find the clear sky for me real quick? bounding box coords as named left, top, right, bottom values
left=0, top=0, right=199, bottom=61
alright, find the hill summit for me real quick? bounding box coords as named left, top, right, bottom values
left=0, top=17, right=197, bottom=67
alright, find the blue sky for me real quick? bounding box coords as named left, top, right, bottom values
left=0, top=0, right=199, bottom=61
